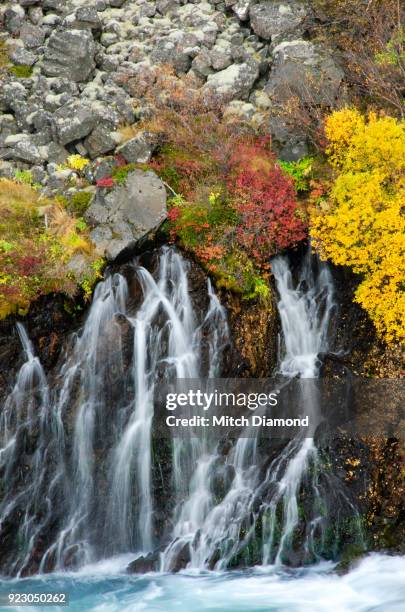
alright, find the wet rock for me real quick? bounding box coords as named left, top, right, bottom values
left=249, top=1, right=308, bottom=43
left=85, top=169, right=167, bottom=260
left=127, top=551, right=160, bottom=573
left=42, top=28, right=96, bottom=82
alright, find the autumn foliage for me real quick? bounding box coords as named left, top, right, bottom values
left=0, top=179, right=103, bottom=319
left=311, top=109, right=405, bottom=344
left=227, top=139, right=307, bottom=266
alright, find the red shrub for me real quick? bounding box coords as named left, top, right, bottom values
left=17, top=254, right=43, bottom=276
left=227, top=140, right=307, bottom=266
left=96, top=177, right=114, bottom=188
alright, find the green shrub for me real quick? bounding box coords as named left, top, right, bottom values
left=279, top=157, right=314, bottom=192
left=70, top=191, right=93, bottom=215
left=111, top=163, right=137, bottom=184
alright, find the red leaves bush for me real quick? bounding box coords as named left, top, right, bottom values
left=227, top=138, right=307, bottom=267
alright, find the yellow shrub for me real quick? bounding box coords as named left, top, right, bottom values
left=312, top=110, right=405, bottom=344
left=66, top=154, right=90, bottom=172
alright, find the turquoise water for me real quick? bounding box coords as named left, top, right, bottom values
left=0, top=554, right=404, bottom=612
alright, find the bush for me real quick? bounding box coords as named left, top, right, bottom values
left=0, top=180, right=103, bottom=318
left=227, top=139, right=307, bottom=266
left=311, top=109, right=405, bottom=344
left=278, top=157, right=314, bottom=192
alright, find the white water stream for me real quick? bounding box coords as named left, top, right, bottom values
left=0, top=247, right=369, bottom=578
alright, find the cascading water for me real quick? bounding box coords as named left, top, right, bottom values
left=0, top=246, right=363, bottom=578
left=0, top=247, right=229, bottom=576
left=161, top=248, right=362, bottom=570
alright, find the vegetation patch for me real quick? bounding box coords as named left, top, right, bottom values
left=9, top=65, right=33, bottom=79
left=311, top=108, right=405, bottom=345
left=68, top=191, right=93, bottom=216
left=125, top=68, right=308, bottom=299
left=0, top=179, right=104, bottom=319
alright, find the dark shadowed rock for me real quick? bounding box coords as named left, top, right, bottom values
left=266, top=40, right=344, bottom=106
left=127, top=551, right=160, bottom=573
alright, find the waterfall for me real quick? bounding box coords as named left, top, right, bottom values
left=0, top=246, right=363, bottom=576
left=0, top=248, right=229, bottom=576
left=162, top=248, right=361, bottom=570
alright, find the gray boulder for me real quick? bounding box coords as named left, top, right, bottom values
left=4, top=135, right=46, bottom=164
left=53, top=101, right=97, bottom=145
left=249, top=1, right=308, bottom=43
left=42, top=28, right=96, bottom=82
left=8, top=47, right=37, bottom=67
left=203, top=60, right=259, bottom=101
left=63, top=7, right=102, bottom=30
left=20, top=22, right=45, bottom=48
left=116, top=132, right=157, bottom=164
left=265, top=40, right=344, bottom=105
left=4, top=6, right=25, bottom=35
left=150, top=35, right=195, bottom=74
left=232, top=0, right=251, bottom=21
left=85, top=170, right=167, bottom=261
left=84, top=125, right=118, bottom=159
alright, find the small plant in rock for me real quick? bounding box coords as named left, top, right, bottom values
left=66, top=154, right=90, bottom=172
left=69, top=191, right=93, bottom=215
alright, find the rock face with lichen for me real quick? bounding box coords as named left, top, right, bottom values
left=85, top=169, right=167, bottom=260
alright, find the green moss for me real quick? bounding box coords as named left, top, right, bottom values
left=9, top=65, right=33, bottom=78
left=337, top=544, right=366, bottom=572
left=111, top=163, right=137, bottom=185
left=69, top=191, right=93, bottom=215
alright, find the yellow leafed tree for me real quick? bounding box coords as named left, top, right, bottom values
left=311, top=109, right=405, bottom=344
